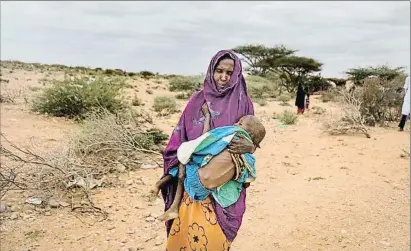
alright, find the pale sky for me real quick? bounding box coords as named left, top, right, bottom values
left=1, top=1, right=410, bottom=77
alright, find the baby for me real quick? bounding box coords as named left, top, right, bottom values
left=151, top=104, right=266, bottom=221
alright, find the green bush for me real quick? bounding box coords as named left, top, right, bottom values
left=131, top=95, right=144, bottom=106
left=255, top=98, right=268, bottom=106
left=169, top=76, right=202, bottom=97
left=140, top=71, right=155, bottom=80
left=31, top=76, right=124, bottom=119
left=153, top=96, right=177, bottom=115
left=357, top=76, right=404, bottom=126
left=246, top=75, right=279, bottom=99
left=279, top=110, right=298, bottom=125
left=278, top=94, right=291, bottom=105
left=321, top=89, right=338, bottom=103
left=175, top=93, right=190, bottom=100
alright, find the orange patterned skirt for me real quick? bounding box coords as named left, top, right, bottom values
left=166, top=192, right=231, bottom=251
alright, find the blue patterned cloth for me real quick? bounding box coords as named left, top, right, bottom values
left=168, top=126, right=256, bottom=208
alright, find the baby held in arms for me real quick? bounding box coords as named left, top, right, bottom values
left=151, top=104, right=266, bottom=221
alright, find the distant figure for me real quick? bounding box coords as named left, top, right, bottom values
left=295, top=83, right=306, bottom=114
left=305, top=90, right=311, bottom=111
left=398, top=76, right=410, bottom=131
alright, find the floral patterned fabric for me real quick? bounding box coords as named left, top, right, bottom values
left=166, top=192, right=231, bottom=251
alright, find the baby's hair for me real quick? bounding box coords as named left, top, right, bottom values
left=242, top=115, right=266, bottom=148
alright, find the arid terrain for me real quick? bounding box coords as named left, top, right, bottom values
left=0, top=65, right=409, bottom=251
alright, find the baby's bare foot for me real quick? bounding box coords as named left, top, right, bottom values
left=157, top=209, right=179, bottom=221
left=148, top=186, right=160, bottom=201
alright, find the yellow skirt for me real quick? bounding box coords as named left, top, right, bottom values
left=166, top=192, right=231, bottom=251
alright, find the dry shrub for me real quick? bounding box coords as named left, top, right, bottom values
left=0, top=85, right=27, bottom=104
left=321, top=88, right=339, bottom=103
left=168, top=75, right=202, bottom=98
left=255, top=98, right=268, bottom=106
left=153, top=96, right=177, bottom=115
left=311, top=106, right=326, bottom=115
left=279, top=110, right=298, bottom=125
left=278, top=94, right=291, bottom=105
left=356, top=77, right=404, bottom=126
left=246, top=75, right=279, bottom=99
left=0, top=108, right=167, bottom=209
left=131, top=95, right=144, bottom=106
left=323, top=90, right=371, bottom=138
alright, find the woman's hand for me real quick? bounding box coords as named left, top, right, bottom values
left=228, top=134, right=256, bottom=154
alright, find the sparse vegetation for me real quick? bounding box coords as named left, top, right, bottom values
left=31, top=76, right=125, bottom=119
left=168, top=75, right=202, bottom=99
left=153, top=96, right=177, bottom=115
left=131, top=95, right=144, bottom=106
left=140, top=71, right=155, bottom=80
left=356, top=76, right=404, bottom=126
left=278, top=94, right=291, bottom=105
left=321, top=88, right=339, bottom=103
left=323, top=90, right=371, bottom=138
left=255, top=98, right=268, bottom=106
left=279, top=110, right=298, bottom=125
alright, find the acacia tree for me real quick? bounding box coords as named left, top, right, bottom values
left=259, top=55, right=323, bottom=92
left=345, top=65, right=405, bottom=85
left=232, top=44, right=296, bottom=75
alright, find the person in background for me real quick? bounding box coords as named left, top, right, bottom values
left=305, top=88, right=310, bottom=112
left=295, top=83, right=306, bottom=114
left=399, top=75, right=410, bottom=131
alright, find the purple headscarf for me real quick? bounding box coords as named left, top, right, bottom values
left=161, top=50, right=254, bottom=242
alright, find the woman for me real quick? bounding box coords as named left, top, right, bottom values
left=295, top=83, right=306, bottom=114
left=161, top=50, right=256, bottom=250
left=399, top=76, right=410, bottom=131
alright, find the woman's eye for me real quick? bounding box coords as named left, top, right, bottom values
left=227, top=71, right=233, bottom=76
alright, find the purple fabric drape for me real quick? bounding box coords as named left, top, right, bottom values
left=161, top=50, right=254, bottom=242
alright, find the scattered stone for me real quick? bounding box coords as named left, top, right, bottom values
left=10, top=212, right=19, bottom=220
left=0, top=205, right=8, bottom=213
left=59, top=201, right=70, bottom=207
left=116, top=163, right=127, bottom=173
left=48, top=199, right=60, bottom=208
left=155, top=237, right=163, bottom=246
left=45, top=211, right=51, bottom=216
left=143, top=212, right=151, bottom=218
left=126, top=180, right=134, bottom=186
left=140, top=164, right=158, bottom=169
left=21, top=213, right=31, bottom=220
left=25, top=197, right=42, bottom=206
left=127, top=229, right=136, bottom=234
left=379, top=240, right=391, bottom=247
left=108, top=226, right=116, bottom=230
left=145, top=217, right=155, bottom=222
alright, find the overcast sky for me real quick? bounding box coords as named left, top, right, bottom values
left=1, top=1, right=410, bottom=77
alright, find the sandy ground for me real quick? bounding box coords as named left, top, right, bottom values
left=0, top=68, right=409, bottom=251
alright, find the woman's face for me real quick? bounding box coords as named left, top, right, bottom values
left=213, top=58, right=234, bottom=89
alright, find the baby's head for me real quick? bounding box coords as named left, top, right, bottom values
left=234, top=115, right=266, bottom=148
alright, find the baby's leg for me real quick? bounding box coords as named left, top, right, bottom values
left=149, top=175, right=172, bottom=201
left=158, top=164, right=185, bottom=221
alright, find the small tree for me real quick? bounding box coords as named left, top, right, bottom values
left=345, top=65, right=405, bottom=85
left=232, top=44, right=296, bottom=75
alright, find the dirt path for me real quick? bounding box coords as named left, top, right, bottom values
left=0, top=69, right=409, bottom=251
